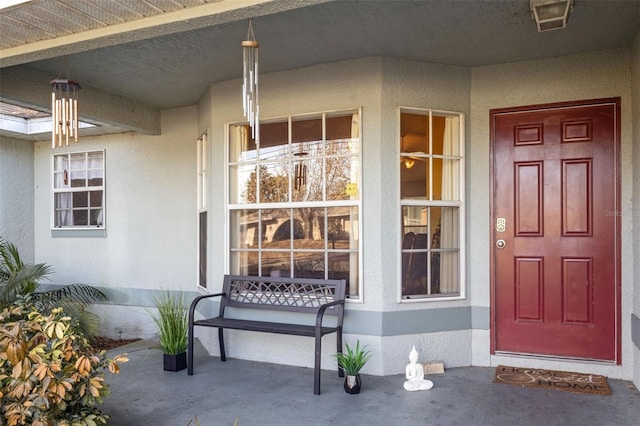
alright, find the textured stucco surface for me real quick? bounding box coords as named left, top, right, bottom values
left=32, top=106, right=198, bottom=290
left=380, top=57, right=471, bottom=312
left=0, top=136, right=34, bottom=261
left=632, top=29, right=640, bottom=389
left=0, top=66, right=161, bottom=136
left=20, top=49, right=640, bottom=379
left=207, top=56, right=384, bottom=307
left=198, top=57, right=475, bottom=375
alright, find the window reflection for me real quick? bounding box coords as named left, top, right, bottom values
left=400, top=110, right=463, bottom=299
left=229, top=206, right=359, bottom=296
left=229, top=112, right=361, bottom=297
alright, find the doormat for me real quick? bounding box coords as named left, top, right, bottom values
left=494, top=365, right=611, bottom=395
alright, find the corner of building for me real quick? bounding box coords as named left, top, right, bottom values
left=631, top=27, right=640, bottom=390
left=0, top=135, right=35, bottom=261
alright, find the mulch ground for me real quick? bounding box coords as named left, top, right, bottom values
left=91, top=336, right=141, bottom=351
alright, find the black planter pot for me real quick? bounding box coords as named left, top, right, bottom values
left=163, top=352, right=187, bottom=372
left=344, top=374, right=362, bottom=394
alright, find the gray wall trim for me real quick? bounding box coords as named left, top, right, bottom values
left=471, top=306, right=490, bottom=330
left=379, top=306, right=471, bottom=336
left=38, top=284, right=199, bottom=309
left=347, top=306, right=489, bottom=335
left=52, top=229, right=107, bottom=238
left=633, top=314, right=640, bottom=350
left=38, top=285, right=494, bottom=336
left=178, top=299, right=479, bottom=336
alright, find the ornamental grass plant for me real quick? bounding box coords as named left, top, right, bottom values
left=148, top=292, right=188, bottom=355
left=333, top=340, right=371, bottom=376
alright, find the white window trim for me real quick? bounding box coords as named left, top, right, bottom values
left=224, top=108, right=364, bottom=302
left=50, top=149, right=106, bottom=231
left=397, top=107, right=466, bottom=303
left=197, top=131, right=209, bottom=290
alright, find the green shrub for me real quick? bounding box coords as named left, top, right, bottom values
left=0, top=297, right=128, bottom=426
left=0, top=237, right=108, bottom=340
left=333, top=340, right=371, bottom=376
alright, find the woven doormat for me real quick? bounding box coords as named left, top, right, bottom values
left=494, top=365, right=611, bottom=395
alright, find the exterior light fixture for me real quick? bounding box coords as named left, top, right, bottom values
left=403, top=159, right=415, bottom=169
left=51, top=77, right=80, bottom=148
left=242, top=19, right=259, bottom=141
left=530, top=0, right=573, bottom=32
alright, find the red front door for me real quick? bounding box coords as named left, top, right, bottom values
left=491, top=99, right=620, bottom=362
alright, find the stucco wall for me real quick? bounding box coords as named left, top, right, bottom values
left=470, top=48, right=634, bottom=379
left=32, top=106, right=199, bottom=337
left=206, top=57, right=383, bottom=300
left=0, top=136, right=34, bottom=262
left=21, top=49, right=638, bottom=379
left=193, top=57, right=474, bottom=375
left=203, top=57, right=388, bottom=373
left=380, top=58, right=471, bottom=312
left=632, top=29, right=640, bottom=390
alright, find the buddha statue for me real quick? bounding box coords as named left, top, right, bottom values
left=403, top=345, right=434, bottom=391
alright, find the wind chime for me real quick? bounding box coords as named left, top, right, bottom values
left=242, top=19, right=259, bottom=141
left=294, top=148, right=308, bottom=191
left=51, top=61, right=81, bottom=148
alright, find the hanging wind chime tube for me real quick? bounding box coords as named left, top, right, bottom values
left=50, top=78, right=81, bottom=148
left=294, top=161, right=307, bottom=190
left=242, top=19, right=259, bottom=141
left=294, top=149, right=308, bottom=190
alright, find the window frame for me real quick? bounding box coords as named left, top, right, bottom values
left=398, top=107, right=466, bottom=302
left=51, top=149, right=106, bottom=230
left=197, top=131, right=209, bottom=289
left=225, top=108, right=363, bottom=301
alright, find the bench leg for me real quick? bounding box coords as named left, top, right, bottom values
left=314, top=333, right=322, bottom=395
left=218, top=328, right=227, bottom=362
left=336, top=330, right=344, bottom=378
left=188, top=323, right=194, bottom=375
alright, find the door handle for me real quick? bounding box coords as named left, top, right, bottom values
left=496, top=239, right=506, bottom=249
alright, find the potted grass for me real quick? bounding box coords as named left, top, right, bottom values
left=333, top=340, right=371, bottom=394
left=148, top=291, right=189, bottom=371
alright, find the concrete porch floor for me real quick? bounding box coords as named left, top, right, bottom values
left=101, top=340, right=640, bottom=426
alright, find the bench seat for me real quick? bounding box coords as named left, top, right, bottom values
left=192, top=317, right=339, bottom=337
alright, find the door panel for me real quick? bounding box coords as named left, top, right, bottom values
left=491, top=99, right=620, bottom=362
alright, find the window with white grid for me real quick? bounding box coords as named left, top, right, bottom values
left=52, top=150, right=105, bottom=229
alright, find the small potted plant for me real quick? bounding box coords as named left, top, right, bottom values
left=333, top=340, right=371, bottom=394
left=148, top=291, right=188, bottom=371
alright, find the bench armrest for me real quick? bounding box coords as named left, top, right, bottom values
left=188, top=292, right=225, bottom=322
left=315, top=299, right=345, bottom=329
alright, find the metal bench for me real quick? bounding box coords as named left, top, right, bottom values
left=187, top=275, right=346, bottom=395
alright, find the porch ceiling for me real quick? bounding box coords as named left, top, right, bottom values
left=1, top=0, right=639, bottom=139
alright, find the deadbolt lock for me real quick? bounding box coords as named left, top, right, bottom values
left=496, top=217, right=506, bottom=233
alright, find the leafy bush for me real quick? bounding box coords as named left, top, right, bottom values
left=0, top=297, right=128, bottom=426
left=0, top=238, right=107, bottom=339
left=0, top=239, right=51, bottom=307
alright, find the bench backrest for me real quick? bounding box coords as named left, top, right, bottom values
left=220, top=275, right=346, bottom=318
